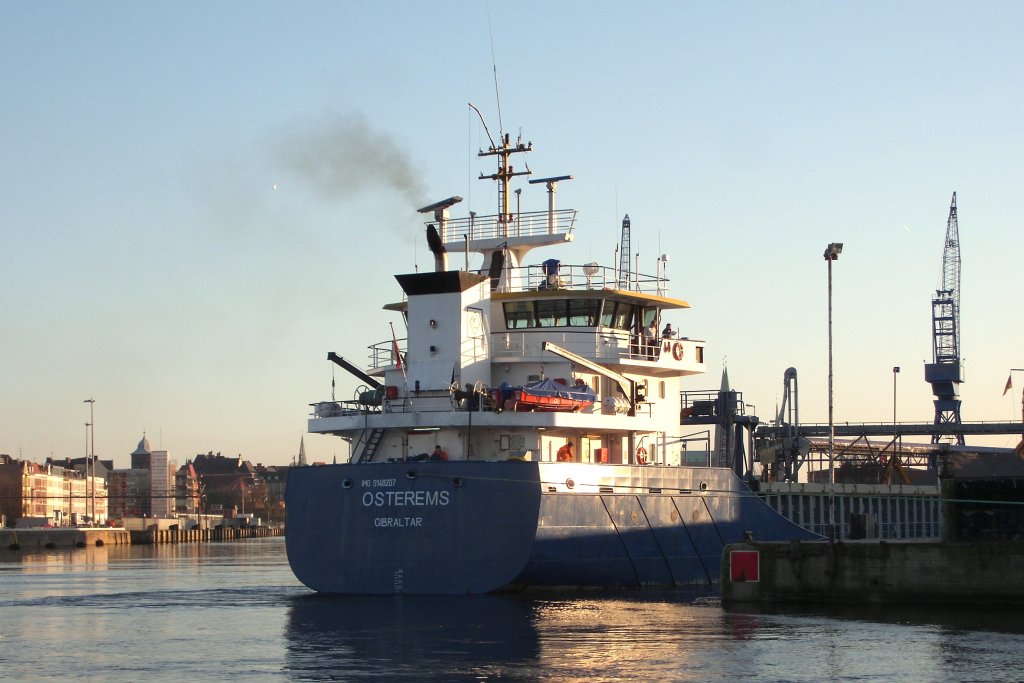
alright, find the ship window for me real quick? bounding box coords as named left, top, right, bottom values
left=600, top=300, right=617, bottom=327
left=568, top=299, right=599, bottom=326
left=505, top=299, right=601, bottom=328
left=536, top=299, right=568, bottom=327
left=503, top=301, right=535, bottom=329
left=612, top=303, right=635, bottom=331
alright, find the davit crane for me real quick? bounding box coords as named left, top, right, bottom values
left=925, top=192, right=965, bottom=446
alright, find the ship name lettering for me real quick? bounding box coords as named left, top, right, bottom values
left=361, top=490, right=451, bottom=507
left=374, top=517, right=424, bottom=528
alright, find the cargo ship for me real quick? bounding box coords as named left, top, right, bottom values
left=285, top=115, right=819, bottom=594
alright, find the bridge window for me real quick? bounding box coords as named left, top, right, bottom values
left=536, top=299, right=568, bottom=327
left=600, top=301, right=637, bottom=331
left=504, top=301, right=535, bottom=329
left=503, top=299, right=602, bottom=329
left=568, top=299, right=599, bottom=326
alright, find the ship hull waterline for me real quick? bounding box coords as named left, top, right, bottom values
left=285, top=461, right=820, bottom=595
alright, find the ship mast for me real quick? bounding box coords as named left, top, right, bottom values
left=478, top=133, right=532, bottom=236
left=470, top=104, right=532, bottom=237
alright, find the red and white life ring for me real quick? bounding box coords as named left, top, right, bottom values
left=671, top=342, right=684, bottom=361
left=635, top=446, right=648, bottom=465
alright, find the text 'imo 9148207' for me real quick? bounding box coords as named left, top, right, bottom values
left=284, top=113, right=819, bottom=595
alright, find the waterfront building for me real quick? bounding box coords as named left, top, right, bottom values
left=192, top=452, right=263, bottom=514
left=254, top=463, right=288, bottom=524
left=0, top=454, right=108, bottom=526
left=175, top=461, right=201, bottom=515
left=150, top=450, right=176, bottom=518
left=109, top=435, right=177, bottom=519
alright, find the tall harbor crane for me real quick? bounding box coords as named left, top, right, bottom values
left=617, top=214, right=632, bottom=289
left=924, top=192, right=965, bottom=446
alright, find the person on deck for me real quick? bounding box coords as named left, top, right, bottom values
left=430, top=445, right=448, bottom=461
left=556, top=441, right=574, bottom=462
left=662, top=323, right=675, bottom=338
left=645, top=320, right=659, bottom=359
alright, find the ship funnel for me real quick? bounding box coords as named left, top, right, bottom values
left=426, top=224, right=447, bottom=272
left=418, top=196, right=463, bottom=272
left=487, top=249, right=505, bottom=291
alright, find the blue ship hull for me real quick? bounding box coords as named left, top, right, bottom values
left=285, top=461, right=818, bottom=594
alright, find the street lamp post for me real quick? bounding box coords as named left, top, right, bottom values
left=893, top=366, right=901, bottom=459
left=824, top=242, right=843, bottom=542
left=83, top=421, right=90, bottom=525
left=84, top=398, right=95, bottom=525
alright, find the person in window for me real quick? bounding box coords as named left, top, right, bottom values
left=556, top=441, right=574, bottom=462
left=645, top=320, right=659, bottom=359
left=430, top=445, right=448, bottom=461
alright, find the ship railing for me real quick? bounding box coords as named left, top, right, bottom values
left=679, top=390, right=750, bottom=419
left=490, top=262, right=669, bottom=296
left=366, top=327, right=682, bottom=374
left=494, top=329, right=680, bottom=365
left=460, top=262, right=669, bottom=296
left=368, top=337, right=407, bottom=369
left=439, top=209, right=576, bottom=245
left=310, top=398, right=382, bottom=419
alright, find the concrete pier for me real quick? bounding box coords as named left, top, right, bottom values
left=2, top=526, right=282, bottom=550
left=721, top=539, right=1024, bottom=605
left=1, top=528, right=131, bottom=551
left=129, top=525, right=283, bottom=545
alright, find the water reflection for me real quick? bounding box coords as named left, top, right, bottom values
left=285, top=594, right=541, bottom=680
left=724, top=601, right=1024, bottom=635
left=0, top=543, right=125, bottom=571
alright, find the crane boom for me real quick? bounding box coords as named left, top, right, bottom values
left=933, top=192, right=961, bottom=364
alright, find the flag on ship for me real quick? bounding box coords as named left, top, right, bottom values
left=1005, top=375, right=1013, bottom=396
left=390, top=322, right=403, bottom=369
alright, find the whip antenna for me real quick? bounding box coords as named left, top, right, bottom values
left=485, top=2, right=504, bottom=136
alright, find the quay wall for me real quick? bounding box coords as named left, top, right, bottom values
left=2, top=528, right=131, bottom=550
left=722, top=540, right=1024, bottom=605
left=758, top=483, right=942, bottom=540
left=129, top=525, right=283, bottom=545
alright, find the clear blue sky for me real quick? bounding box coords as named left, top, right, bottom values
left=3, top=2, right=1022, bottom=467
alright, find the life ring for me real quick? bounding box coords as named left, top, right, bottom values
left=635, top=446, right=647, bottom=465
left=671, top=342, right=684, bottom=361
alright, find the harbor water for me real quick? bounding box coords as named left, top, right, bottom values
left=3, top=537, right=1024, bottom=681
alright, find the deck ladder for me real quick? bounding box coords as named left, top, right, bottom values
left=356, top=428, right=386, bottom=463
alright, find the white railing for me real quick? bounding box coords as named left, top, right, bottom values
left=440, top=209, right=576, bottom=243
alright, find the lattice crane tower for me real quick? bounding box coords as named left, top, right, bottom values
left=924, top=192, right=965, bottom=445
left=617, top=214, right=631, bottom=290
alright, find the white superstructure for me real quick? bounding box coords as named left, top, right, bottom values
left=310, top=128, right=706, bottom=468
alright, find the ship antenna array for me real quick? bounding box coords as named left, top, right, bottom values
left=484, top=1, right=504, bottom=136
left=468, top=103, right=496, bottom=151
left=470, top=103, right=532, bottom=234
